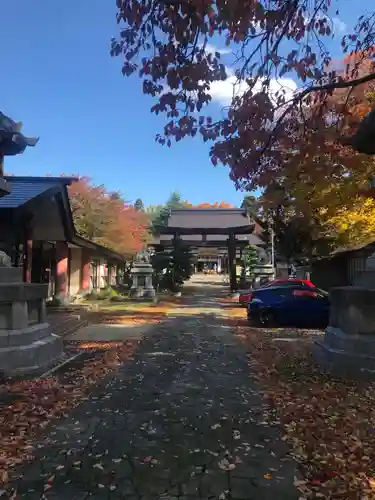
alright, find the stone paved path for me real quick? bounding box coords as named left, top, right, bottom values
left=8, top=286, right=299, bottom=499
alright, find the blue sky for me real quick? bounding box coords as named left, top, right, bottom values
left=1, top=1, right=361, bottom=207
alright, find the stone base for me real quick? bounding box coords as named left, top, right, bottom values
left=0, top=322, right=52, bottom=347
left=314, top=326, right=375, bottom=379
left=0, top=323, right=63, bottom=376
left=51, top=294, right=71, bottom=307
left=129, top=287, right=155, bottom=300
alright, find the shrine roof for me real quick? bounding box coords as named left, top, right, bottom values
left=0, top=176, right=76, bottom=208
left=166, top=208, right=253, bottom=230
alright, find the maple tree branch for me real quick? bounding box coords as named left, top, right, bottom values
left=303, top=71, right=375, bottom=97
left=260, top=70, right=375, bottom=158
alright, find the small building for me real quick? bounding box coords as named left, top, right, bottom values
left=0, top=176, right=126, bottom=300
left=310, top=242, right=375, bottom=290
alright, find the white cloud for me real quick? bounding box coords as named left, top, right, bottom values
left=332, top=17, right=347, bottom=34
left=203, top=43, right=231, bottom=56
left=209, top=74, right=243, bottom=105
left=197, top=42, right=231, bottom=57
left=209, top=69, right=298, bottom=107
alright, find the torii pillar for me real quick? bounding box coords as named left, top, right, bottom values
left=227, top=233, right=237, bottom=292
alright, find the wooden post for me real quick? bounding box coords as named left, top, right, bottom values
left=55, top=242, right=69, bottom=298
left=227, top=233, right=237, bottom=292
left=80, top=248, right=91, bottom=291
left=23, top=220, right=33, bottom=283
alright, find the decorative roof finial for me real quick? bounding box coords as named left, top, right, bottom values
left=0, top=111, right=39, bottom=176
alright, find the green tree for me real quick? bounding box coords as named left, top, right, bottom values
left=152, top=239, right=193, bottom=292
left=243, top=245, right=259, bottom=279
left=151, top=207, right=170, bottom=231
left=151, top=250, right=171, bottom=291
left=168, top=239, right=194, bottom=292
left=167, top=191, right=185, bottom=210
left=241, top=195, right=259, bottom=219
left=134, top=198, right=145, bottom=211
left=149, top=192, right=190, bottom=233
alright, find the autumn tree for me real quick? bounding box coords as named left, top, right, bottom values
left=68, top=176, right=149, bottom=256
left=112, top=1, right=375, bottom=208
left=326, top=197, right=375, bottom=247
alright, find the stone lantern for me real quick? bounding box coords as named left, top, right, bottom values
left=0, top=114, right=63, bottom=375
left=130, top=250, right=155, bottom=299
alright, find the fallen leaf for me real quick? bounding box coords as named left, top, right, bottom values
left=218, top=459, right=236, bottom=471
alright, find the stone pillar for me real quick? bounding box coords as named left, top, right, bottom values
left=80, top=249, right=91, bottom=291
left=23, top=239, right=33, bottom=283
left=145, top=274, right=153, bottom=289
left=314, top=287, right=375, bottom=378
left=55, top=242, right=69, bottom=298
left=227, top=234, right=237, bottom=292
left=39, top=299, right=47, bottom=323
left=107, top=262, right=113, bottom=287
left=217, top=257, right=222, bottom=273
left=22, top=220, right=33, bottom=283
left=11, top=301, right=28, bottom=329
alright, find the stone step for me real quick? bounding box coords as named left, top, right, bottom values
left=0, top=323, right=51, bottom=348
left=47, top=305, right=90, bottom=314
left=0, top=334, right=63, bottom=376
left=314, top=340, right=375, bottom=379
left=49, top=317, right=89, bottom=338
left=324, top=326, right=375, bottom=357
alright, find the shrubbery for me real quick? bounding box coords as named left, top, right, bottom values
left=86, top=287, right=119, bottom=301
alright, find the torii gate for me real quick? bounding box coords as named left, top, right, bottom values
left=155, top=208, right=260, bottom=292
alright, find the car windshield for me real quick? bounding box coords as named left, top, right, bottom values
left=265, top=281, right=303, bottom=288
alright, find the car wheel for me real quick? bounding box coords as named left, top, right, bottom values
left=259, top=309, right=277, bottom=327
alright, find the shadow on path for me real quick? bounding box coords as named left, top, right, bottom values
left=5, top=282, right=299, bottom=499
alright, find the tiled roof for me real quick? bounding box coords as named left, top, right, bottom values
left=168, top=208, right=251, bottom=229
left=0, top=176, right=74, bottom=209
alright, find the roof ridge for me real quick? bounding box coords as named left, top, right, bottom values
left=4, top=176, right=77, bottom=184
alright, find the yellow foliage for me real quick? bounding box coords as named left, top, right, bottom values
left=327, top=197, right=375, bottom=247
left=262, top=147, right=375, bottom=252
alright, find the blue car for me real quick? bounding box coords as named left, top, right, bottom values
left=247, top=284, right=330, bottom=328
